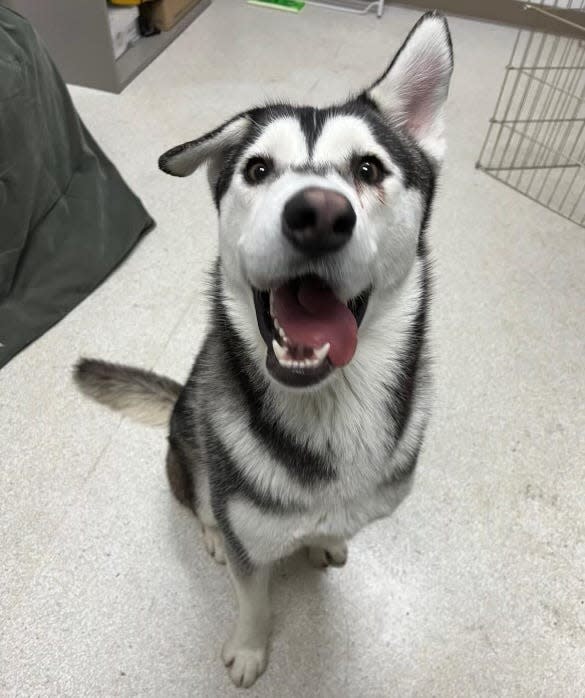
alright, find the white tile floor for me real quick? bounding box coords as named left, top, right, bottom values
left=2, top=1, right=584, bottom=695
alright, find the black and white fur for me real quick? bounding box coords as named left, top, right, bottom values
left=75, top=13, right=453, bottom=688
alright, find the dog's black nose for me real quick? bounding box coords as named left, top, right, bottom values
left=282, top=187, right=356, bottom=256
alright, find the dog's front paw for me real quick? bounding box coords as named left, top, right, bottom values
left=222, top=638, right=267, bottom=688
left=307, top=540, right=348, bottom=568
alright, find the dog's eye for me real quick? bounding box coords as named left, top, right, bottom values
left=244, top=157, right=273, bottom=185
left=354, top=157, right=386, bottom=185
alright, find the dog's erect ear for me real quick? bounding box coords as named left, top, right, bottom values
left=365, top=11, right=453, bottom=162
left=158, top=115, right=249, bottom=177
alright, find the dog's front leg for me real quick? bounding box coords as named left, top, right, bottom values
left=222, top=559, right=271, bottom=688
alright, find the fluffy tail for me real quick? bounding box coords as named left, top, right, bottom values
left=74, top=358, right=181, bottom=427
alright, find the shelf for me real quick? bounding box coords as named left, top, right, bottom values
left=116, top=0, right=211, bottom=92
left=6, top=0, right=211, bottom=94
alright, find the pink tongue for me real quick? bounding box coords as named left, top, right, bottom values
left=273, top=278, right=357, bottom=367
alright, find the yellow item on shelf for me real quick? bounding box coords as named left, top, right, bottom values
left=109, top=1, right=151, bottom=6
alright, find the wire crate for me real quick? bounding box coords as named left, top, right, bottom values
left=476, top=1, right=585, bottom=227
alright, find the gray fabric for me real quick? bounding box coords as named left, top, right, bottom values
left=0, top=7, right=153, bottom=369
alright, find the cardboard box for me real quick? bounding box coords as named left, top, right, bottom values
left=147, top=0, right=202, bottom=31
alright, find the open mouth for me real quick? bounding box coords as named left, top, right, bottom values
left=253, top=276, right=370, bottom=388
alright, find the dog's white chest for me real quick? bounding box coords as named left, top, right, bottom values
left=227, top=475, right=405, bottom=566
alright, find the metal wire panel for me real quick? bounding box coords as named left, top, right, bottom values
left=476, top=0, right=585, bottom=227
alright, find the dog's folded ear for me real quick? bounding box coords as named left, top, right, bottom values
left=365, top=11, right=453, bottom=162
left=158, top=114, right=249, bottom=177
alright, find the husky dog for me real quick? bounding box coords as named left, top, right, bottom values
left=75, top=12, right=453, bottom=688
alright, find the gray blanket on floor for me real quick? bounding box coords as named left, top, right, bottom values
left=0, top=7, right=153, bottom=369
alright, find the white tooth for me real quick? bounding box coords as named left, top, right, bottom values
left=279, top=328, right=290, bottom=345
left=314, top=343, right=330, bottom=363
left=283, top=359, right=293, bottom=368
left=274, top=317, right=281, bottom=330
left=272, top=339, right=287, bottom=362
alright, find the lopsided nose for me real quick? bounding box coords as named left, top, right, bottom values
left=282, top=187, right=356, bottom=257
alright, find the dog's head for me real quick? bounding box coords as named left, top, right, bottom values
left=160, top=12, right=453, bottom=390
